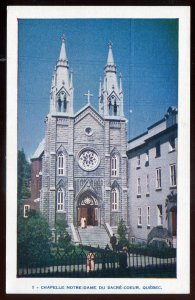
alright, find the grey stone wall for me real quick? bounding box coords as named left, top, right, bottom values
left=40, top=107, right=128, bottom=230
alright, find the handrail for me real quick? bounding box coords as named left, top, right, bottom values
left=104, top=222, right=113, bottom=238
left=70, top=223, right=80, bottom=244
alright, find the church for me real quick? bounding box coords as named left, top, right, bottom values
left=28, top=37, right=177, bottom=247
left=30, top=37, right=128, bottom=242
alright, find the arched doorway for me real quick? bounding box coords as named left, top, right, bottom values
left=77, top=195, right=99, bottom=226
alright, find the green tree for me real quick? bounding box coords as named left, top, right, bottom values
left=55, top=219, right=73, bottom=252
left=17, top=212, right=52, bottom=266
left=117, top=219, right=128, bottom=249
left=17, top=149, right=31, bottom=201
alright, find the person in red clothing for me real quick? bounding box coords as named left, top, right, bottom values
left=87, top=251, right=95, bottom=272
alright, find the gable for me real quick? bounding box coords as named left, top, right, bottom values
left=74, top=111, right=104, bottom=145
left=56, top=86, right=70, bottom=97
left=108, top=91, right=120, bottom=105
left=74, top=105, right=104, bottom=127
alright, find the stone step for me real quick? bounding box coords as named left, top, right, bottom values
left=77, top=226, right=110, bottom=248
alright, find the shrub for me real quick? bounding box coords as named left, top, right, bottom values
left=17, top=212, right=52, bottom=266
left=117, top=219, right=128, bottom=249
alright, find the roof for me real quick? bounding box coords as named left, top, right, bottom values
left=127, top=106, right=178, bottom=152
left=31, top=138, right=45, bottom=160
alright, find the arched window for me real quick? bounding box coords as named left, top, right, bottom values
left=111, top=188, right=119, bottom=211
left=114, top=99, right=117, bottom=116
left=57, top=95, right=62, bottom=112
left=111, top=154, right=119, bottom=176
left=57, top=188, right=64, bottom=211
left=109, top=100, right=112, bottom=115
left=57, top=152, right=65, bottom=175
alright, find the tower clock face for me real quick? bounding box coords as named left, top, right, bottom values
left=78, top=149, right=100, bottom=171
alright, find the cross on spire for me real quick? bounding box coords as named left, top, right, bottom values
left=61, top=34, right=65, bottom=42
left=84, top=90, right=93, bottom=104
left=108, top=40, right=113, bottom=48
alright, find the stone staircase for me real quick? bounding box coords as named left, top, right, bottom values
left=77, top=225, right=111, bottom=249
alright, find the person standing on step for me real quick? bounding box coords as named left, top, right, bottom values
left=81, top=217, right=85, bottom=229
left=110, top=234, right=117, bottom=250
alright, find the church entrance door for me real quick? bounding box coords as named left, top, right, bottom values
left=77, top=195, right=98, bottom=226
left=87, top=207, right=95, bottom=226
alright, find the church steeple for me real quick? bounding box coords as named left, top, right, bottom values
left=99, top=42, right=124, bottom=117
left=50, top=36, right=74, bottom=115
left=106, top=41, right=115, bottom=66
left=58, top=35, right=67, bottom=61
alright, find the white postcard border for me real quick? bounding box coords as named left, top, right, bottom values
left=6, top=6, right=190, bottom=294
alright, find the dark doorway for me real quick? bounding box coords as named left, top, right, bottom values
left=87, top=207, right=95, bottom=226
left=78, top=206, right=98, bottom=226
left=78, top=207, right=95, bottom=226
left=77, top=195, right=99, bottom=226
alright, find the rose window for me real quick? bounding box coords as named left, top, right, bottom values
left=78, top=149, right=99, bottom=171
left=85, top=127, right=93, bottom=136
left=83, top=197, right=93, bottom=205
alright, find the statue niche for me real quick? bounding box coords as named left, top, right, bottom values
left=57, top=91, right=67, bottom=112
left=108, top=94, right=119, bottom=116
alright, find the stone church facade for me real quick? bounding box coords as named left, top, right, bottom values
left=40, top=37, right=128, bottom=234
left=28, top=37, right=177, bottom=246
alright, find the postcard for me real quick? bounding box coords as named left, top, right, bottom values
left=6, top=6, right=190, bottom=294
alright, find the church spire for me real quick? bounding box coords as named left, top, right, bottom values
left=107, top=41, right=114, bottom=65
left=104, top=41, right=116, bottom=74
left=50, top=36, right=73, bottom=115
left=58, top=35, right=68, bottom=61
left=57, top=35, right=69, bottom=68
left=99, top=42, right=124, bottom=118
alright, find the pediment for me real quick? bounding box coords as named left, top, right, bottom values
left=74, top=105, right=104, bottom=126
left=111, top=180, right=120, bottom=190
left=110, top=147, right=120, bottom=156
left=56, top=179, right=66, bottom=188
left=56, top=144, right=68, bottom=155
left=75, top=180, right=99, bottom=201
left=56, top=86, right=70, bottom=97
left=108, top=91, right=120, bottom=105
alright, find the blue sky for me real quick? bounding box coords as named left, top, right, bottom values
left=18, top=19, right=178, bottom=159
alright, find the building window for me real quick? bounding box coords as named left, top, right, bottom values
left=137, top=177, right=141, bottom=195
left=57, top=152, right=65, bottom=175
left=169, top=136, right=176, bottom=152
left=155, top=142, right=161, bottom=158
left=170, top=164, right=177, bottom=187
left=146, top=174, right=150, bottom=195
left=157, top=205, right=163, bottom=225
left=156, top=168, right=162, bottom=189
left=111, top=188, right=119, bottom=211
left=136, top=155, right=141, bottom=168
left=147, top=206, right=150, bottom=226
left=24, top=205, right=30, bottom=218
left=138, top=207, right=142, bottom=226
left=111, top=154, right=119, bottom=176
left=145, top=150, right=149, bottom=166
left=57, top=188, right=64, bottom=211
